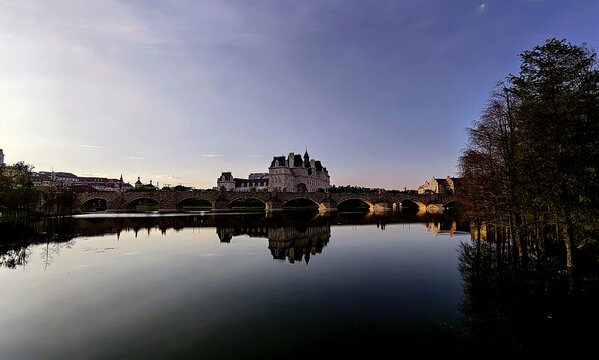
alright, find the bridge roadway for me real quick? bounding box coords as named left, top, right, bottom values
left=76, top=190, right=455, bottom=212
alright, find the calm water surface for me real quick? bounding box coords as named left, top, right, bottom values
left=1, top=211, right=594, bottom=358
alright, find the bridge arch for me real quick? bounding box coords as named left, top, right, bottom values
left=281, top=197, right=321, bottom=210
left=176, top=197, right=214, bottom=210
left=228, top=197, right=267, bottom=209
left=337, top=198, right=374, bottom=211
left=442, top=200, right=459, bottom=213
left=127, top=197, right=160, bottom=211
left=401, top=199, right=427, bottom=211
left=81, top=198, right=108, bottom=212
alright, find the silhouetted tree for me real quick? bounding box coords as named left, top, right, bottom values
left=459, top=38, right=599, bottom=275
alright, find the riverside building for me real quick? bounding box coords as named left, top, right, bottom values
left=217, top=149, right=330, bottom=192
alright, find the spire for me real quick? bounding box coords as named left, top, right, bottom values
left=303, top=147, right=310, bottom=167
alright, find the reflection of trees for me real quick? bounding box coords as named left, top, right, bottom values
left=40, top=240, right=75, bottom=269
left=459, top=239, right=599, bottom=357
left=0, top=248, right=31, bottom=269
left=0, top=211, right=468, bottom=269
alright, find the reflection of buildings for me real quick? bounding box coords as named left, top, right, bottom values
left=216, top=224, right=331, bottom=264
left=268, top=225, right=330, bottom=264
left=2, top=212, right=468, bottom=269
left=426, top=220, right=458, bottom=236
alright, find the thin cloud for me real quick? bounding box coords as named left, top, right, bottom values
left=80, top=144, right=104, bottom=149
left=128, top=156, right=144, bottom=160
left=153, top=174, right=183, bottom=179
left=478, top=3, right=486, bottom=14
left=201, top=154, right=224, bottom=157
left=248, top=154, right=264, bottom=158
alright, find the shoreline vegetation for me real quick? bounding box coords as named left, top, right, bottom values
left=456, top=38, right=599, bottom=288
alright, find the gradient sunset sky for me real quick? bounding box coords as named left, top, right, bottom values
left=1, top=0, right=597, bottom=189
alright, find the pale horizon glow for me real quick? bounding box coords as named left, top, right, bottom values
left=1, top=1, right=596, bottom=189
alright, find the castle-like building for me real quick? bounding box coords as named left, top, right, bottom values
left=217, top=149, right=330, bottom=192
left=417, top=176, right=461, bottom=194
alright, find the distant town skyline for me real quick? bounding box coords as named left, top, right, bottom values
left=1, top=1, right=597, bottom=189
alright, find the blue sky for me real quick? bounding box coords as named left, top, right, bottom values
left=1, top=0, right=597, bottom=189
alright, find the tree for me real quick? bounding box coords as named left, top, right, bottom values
left=459, top=38, right=599, bottom=275
left=0, top=162, right=41, bottom=219
left=509, top=38, right=599, bottom=270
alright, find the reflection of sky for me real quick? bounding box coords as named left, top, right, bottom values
left=1, top=1, right=596, bottom=189
left=0, top=224, right=469, bottom=358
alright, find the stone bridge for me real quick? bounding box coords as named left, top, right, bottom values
left=76, top=190, right=456, bottom=212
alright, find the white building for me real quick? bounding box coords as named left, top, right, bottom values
left=268, top=150, right=330, bottom=192
left=217, top=172, right=270, bottom=192
left=217, top=150, right=330, bottom=192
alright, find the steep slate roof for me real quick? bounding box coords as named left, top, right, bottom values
left=270, top=156, right=286, bottom=167
left=314, top=161, right=323, bottom=172
left=220, top=172, right=233, bottom=181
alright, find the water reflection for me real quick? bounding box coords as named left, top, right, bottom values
left=1, top=212, right=595, bottom=358
left=0, top=211, right=464, bottom=269
left=459, top=234, right=599, bottom=358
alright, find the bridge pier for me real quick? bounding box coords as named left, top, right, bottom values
left=373, top=203, right=391, bottom=212
left=318, top=200, right=337, bottom=212
left=265, top=201, right=283, bottom=211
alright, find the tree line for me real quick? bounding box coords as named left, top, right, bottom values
left=458, top=38, right=599, bottom=275
left=0, top=162, right=76, bottom=221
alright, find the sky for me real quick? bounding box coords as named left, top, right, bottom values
left=0, top=0, right=597, bottom=189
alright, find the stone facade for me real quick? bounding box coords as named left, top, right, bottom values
left=217, top=150, right=330, bottom=193
left=268, top=150, right=330, bottom=192
left=418, top=176, right=461, bottom=194
left=217, top=172, right=270, bottom=192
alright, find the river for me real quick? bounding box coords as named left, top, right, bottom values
left=0, top=211, right=595, bottom=358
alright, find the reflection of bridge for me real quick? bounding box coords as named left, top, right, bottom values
left=1, top=211, right=466, bottom=269
left=76, top=190, right=455, bottom=212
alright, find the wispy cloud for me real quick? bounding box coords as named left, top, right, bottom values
left=478, top=3, right=486, bottom=14
left=153, top=174, right=183, bottom=179
left=80, top=144, right=104, bottom=149
left=201, top=154, right=224, bottom=157
left=248, top=154, right=264, bottom=158
left=128, top=156, right=144, bottom=160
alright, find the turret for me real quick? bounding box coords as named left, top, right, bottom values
left=304, top=148, right=310, bottom=167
